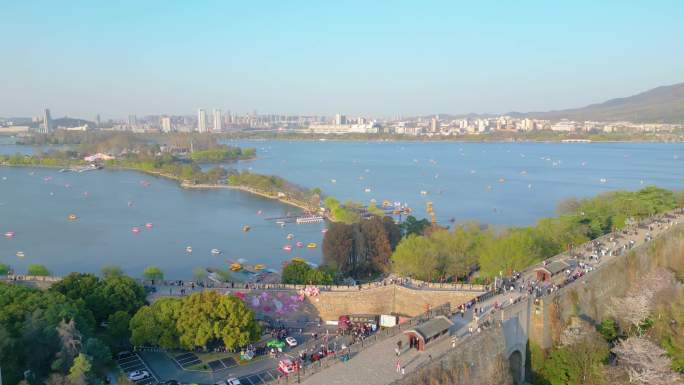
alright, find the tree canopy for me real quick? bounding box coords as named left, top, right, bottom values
left=129, top=291, right=260, bottom=350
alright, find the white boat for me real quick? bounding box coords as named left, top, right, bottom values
left=296, top=215, right=324, bottom=224
left=600, top=178, right=607, bottom=183
left=185, top=246, right=193, bottom=253
left=364, top=188, right=371, bottom=193
left=420, top=190, right=428, bottom=195
left=211, top=248, right=222, bottom=255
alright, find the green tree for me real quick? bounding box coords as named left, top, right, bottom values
left=282, top=261, right=333, bottom=285
left=68, top=353, right=93, bottom=385
left=143, top=266, right=164, bottom=280
left=0, top=263, right=10, bottom=275
left=391, top=234, right=440, bottom=281
left=129, top=297, right=182, bottom=349
left=176, top=291, right=260, bottom=350
left=129, top=306, right=159, bottom=347
left=597, top=318, right=620, bottom=342
left=282, top=260, right=312, bottom=284
left=400, top=216, right=431, bottom=237
left=50, top=273, right=100, bottom=304
left=83, top=338, right=112, bottom=373
left=107, top=311, right=132, bottom=348
left=540, top=336, right=609, bottom=385
left=90, top=276, right=145, bottom=322
left=27, top=263, right=51, bottom=276
left=478, top=228, right=546, bottom=277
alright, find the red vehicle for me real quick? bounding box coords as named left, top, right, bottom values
left=338, top=315, right=351, bottom=332
left=278, top=359, right=296, bottom=375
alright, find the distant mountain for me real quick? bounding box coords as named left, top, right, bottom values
left=515, top=83, right=684, bottom=123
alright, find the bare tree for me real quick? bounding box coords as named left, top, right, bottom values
left=612, top=337, right=683, bottom=385
left=608, top=268, right=675, bottom=334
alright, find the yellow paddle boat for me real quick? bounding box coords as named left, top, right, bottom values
left=230, top=263, right=242, bottom=272
left=307, top=243, right=317, bottom=249
left=254, top=264, right=265, bottom=271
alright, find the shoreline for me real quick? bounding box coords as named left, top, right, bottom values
left=0, top=161, right=322, bottom=215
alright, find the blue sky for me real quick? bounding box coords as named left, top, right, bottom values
left=1, top=0, right=682, bottom=118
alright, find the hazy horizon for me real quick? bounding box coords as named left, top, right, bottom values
left=1, top=0, right=683, bottom=119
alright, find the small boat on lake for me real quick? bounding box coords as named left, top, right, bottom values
left=16, top=251, right=25, bottom=258
left=68, top=214, right=78, bottom=221
left=321, top=228, right=328, bottom=234
left=211, top=248, right=222, bottom=255
left=283, top=245, right=293, bottom=252
left=296, top=241, right=304, bottom=248
left=185, top=246, right=193, bottom=253
left=254, top=264, right=265, bottom=271
left=145, top=223, right=153, bottom=229
left=307, top=243, right=317, bottom=249
left=287, top=233, right=294, bottom=240
left=4, top=231, right=15, bottom=238
left=230, top=263, right=242, bottom=272
left=243, top=225, right=251, bottom=232
left=131, top=227, right=141, bottom=234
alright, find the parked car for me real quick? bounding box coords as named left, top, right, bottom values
left=278, top=359, right=295, bottom=374
left=226, top=378, right=241, bottom=385
left=127, top=370, right=150, bottom=381
left=285, top=336, right=298, bottom=347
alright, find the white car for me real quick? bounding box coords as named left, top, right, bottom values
left=127, top=370, right=150, bottom=381
left=226, top=378, right=242, bottom=385
left=285, top=336, right=298, bottom=347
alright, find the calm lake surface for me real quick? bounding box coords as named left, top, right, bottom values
left=2, top=138, right=684, bottom=278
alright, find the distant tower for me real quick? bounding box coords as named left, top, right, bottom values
left=213, top=109, right=222, bottom=132
left=95, top=114, right=101, bottom=128
left=430, top=117, right=439, bottom=132
left=128, top=114, right=137, bottom=128
left=42, top=108, right=52, bottom=133
left=160, top=116, right=172, bottom=132
left=197, top=109, right=207, bottom=133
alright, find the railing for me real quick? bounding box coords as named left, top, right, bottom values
left=1, top=274, right=62, bottom=282
left=142, top=279, right=489, bottom=294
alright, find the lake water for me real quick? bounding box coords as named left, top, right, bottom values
left=227, top=140, right=684, bottom=225
left=2, top=138, right=684, bottom=278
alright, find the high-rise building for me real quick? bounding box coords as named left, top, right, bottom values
left=430, top=117, right=439, bottom=132
left=160, top=116, right=172, bottom=132
left=334, top=113, right=346, bottom=125
left=197, top=109, right=207, bottom=133
left=95, top=114, right=101, bottom=128
left=128, top=114, right=137, bottom=127
left=213, top=109, right=222, bottom=132
left=41, top=108, right=52, bottom=133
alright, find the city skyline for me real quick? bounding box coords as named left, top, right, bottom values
left=1, top=1, right=683, bottom=118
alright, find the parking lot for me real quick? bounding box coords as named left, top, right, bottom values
left=116, top=352, right=158, bottom=385
left=237, top=368, right=282, bottom=385
left=174, top=352, right=202, bottom=369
